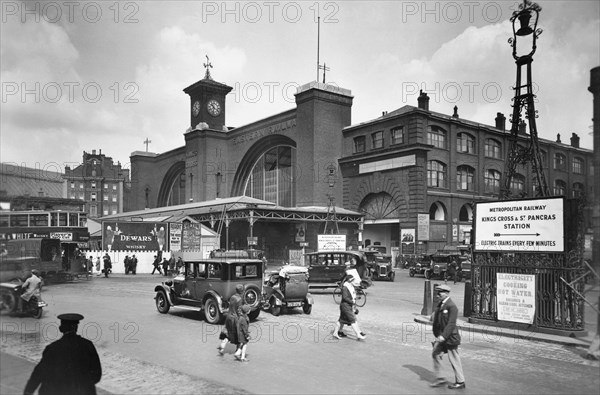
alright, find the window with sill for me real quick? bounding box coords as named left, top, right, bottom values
left=553, top=180, right=566, bottom=196
left=427, top=126, right=446, bottom=149
left=572, top=182, right=584, bottom=198
left=572, top=157, right=584, bottom=174
left=484, top=169, right=501, bottom=193
left=427, top=160, right=447, bottom=188
left=391, top=127, right=405, bottom=145
left=457, top=133, right=475, bottom=154
left=371, top=131, right=384, bottom=149
left=553, top=153, right=566, bottom=171
left=484, top=138, right=501, bottom=159
left=456, top=165, right=475, bottom=191
left=354, top=136, right=366, bottom=153
left=511, top=174, right=525, bottom=196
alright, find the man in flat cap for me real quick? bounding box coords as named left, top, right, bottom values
left=24, top=313, right=102, bottom=395
left=430, top=284, right=466, bottom=390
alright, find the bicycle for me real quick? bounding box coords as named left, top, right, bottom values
left=332, top=282, right=367, bottom=307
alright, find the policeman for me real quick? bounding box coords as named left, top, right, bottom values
left=24, top=313, right=102, bottom=395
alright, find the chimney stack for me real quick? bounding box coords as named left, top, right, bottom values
left=556, top=133, right=562, bottom=144
left=92, top=149, right=96, bottom=155
left=570, top=133, right=580, bottom=148
left=417, top=90, right=430, bottom=111
left=495, top=112, right=506, bottom=130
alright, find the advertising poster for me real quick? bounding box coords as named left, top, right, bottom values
left=496, top=273, right=536, bottom=324
left=102, top=222, right=168, bottom=251
left=182, top=223, right=201, bottom=250
left=170, top=223, right=182, bottom=251
left=401, top=229, right=415, bottom=254
left=295, top=223, right=306, bottom=243
left=417, top=213, right=429, bottom=241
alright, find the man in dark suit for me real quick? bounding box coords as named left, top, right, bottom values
left=430, top=284, right=466, bottom=390
left=24, top=313, right=102, bottom=395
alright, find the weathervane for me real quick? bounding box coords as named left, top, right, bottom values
left=203, top=55, right=213, bottom=80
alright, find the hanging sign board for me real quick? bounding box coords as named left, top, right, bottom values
left=318, top=234, right=346, bottom=251
left=473, top=197, right=564, bottom=253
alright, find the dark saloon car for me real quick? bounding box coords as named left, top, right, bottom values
left=304, top=250, right=370, bottom=289
left=154, top=251, right=263, bottom=324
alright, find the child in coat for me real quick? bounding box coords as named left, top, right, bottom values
left=236, top=304, right=251, bottom=362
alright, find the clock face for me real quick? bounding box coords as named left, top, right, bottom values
left=207, top=99, right=221, bottom=117
left=192, top=100, right=201, bottom=117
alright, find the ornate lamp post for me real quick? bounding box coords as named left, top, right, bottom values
left=500, top=0, right=549, bottom=199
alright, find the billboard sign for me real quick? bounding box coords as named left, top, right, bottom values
left=474, top=197, right=564, bottom=253
left=317, top=234, right=346, bottom=251
left=102, top=222, right=169, bottom=251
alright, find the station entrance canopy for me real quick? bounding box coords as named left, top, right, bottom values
left=99, top=196, right=364, bottom=226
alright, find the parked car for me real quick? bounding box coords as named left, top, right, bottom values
left=363, top=249, right=395, bottom=281
left=154, top=251, right=263, bottom=324
left=262, top=265, right=313, bottom=316
left=409, top=254, right=433, bottom=278
left=304, top=250, right=370, bottom=289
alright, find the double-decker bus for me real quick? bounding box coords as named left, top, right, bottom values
left=0, top=210, right=90, bottom=281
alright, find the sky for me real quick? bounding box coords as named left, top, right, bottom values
left=1, top=0, right=599, bottom=174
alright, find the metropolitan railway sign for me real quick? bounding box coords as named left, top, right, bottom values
left=473, top=197, right=564, bottom=253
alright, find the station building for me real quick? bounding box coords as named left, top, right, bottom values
left=103, top=71, right=594, bottom=263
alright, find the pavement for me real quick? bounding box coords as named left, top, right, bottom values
left=413, top=281, right=600, bottom=350
left=2, top=272, right=598, bottom=394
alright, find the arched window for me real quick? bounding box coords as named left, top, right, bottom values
left=456, top=165, right=475, bottom=191
left=427, top=126, right=446, bottom=149
left=484, top=169, right=501, bottom=193
left=554, top=153, right=566, bottom=171
left=459, top=204, right=473, bottom=222
left=427, top=160, right=447, bottom=188
left=572, top=182, right=584, bottom=198
left=167, top=172, right=186, bottom=206
left=553, top=180, right=566, bottom=196
left=429, top=202, right=446, bottom=221
left=358, top=192, right=400, bottom=220
left=572, top=157, right=584, bottom=174
left=484, top=138, right=501, bottom=159
left=244, top=146, right=296, bottom=207
left=511, top=173, right=526, bottom=196
left=457, top=133, right=475, bottom=154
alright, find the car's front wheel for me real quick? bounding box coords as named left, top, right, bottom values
left=303, top=302, right=312, bottom=315
left=155, top=291, right=170, bottom=314
left=389, top=271, right=395, bottom=282
left=204, top=297, right=221, bottom=324
left=270, top=297, right=281, bottom=316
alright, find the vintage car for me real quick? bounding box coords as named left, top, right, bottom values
left=363, top=249, right=395, bottom=281
left=409, top=254, right=433, bottom=278
left=304, top=250, right=370, bottom=289
left=154, top=251, right=263, bottom=324
left=262, top=265, right=313, bottom=316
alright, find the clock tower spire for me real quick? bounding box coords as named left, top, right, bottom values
left=183, top=56, right=232, bottom=131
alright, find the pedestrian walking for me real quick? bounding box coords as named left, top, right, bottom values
left=24, top=313, right=102, bottom=395
left=151, top=255, right=162, bottom=275
left=102, top=253, right=112, bottom=278
left=176, top=256, right=184, bottom=274
left=236, top=304, right=251, bottom=362
left=332, top=274, right=366, bottom=340
left=162, top=257, right=170, bottom=276
left=446, top=259, right=457, bottom=284
left=124, top=255, right=131, bottom=274
left=95, top=256, right=101, bottom=276
left=430, top=284, right=465, bottom=390
left=131, top=254, right=138, bottom=275
left=218, top=284, right=244, bottom=356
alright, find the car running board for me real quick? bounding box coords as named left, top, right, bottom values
left=173, top=305, right=203, bottom=312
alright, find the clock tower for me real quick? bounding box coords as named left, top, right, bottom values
left=183, top=57, right=233, bottom=131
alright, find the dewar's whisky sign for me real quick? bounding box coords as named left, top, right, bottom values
left=102, top=222, right=169, bottom=252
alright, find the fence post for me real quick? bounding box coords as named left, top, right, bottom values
left=421, top=280, right=432, bottom=316
left=463, top=280, right=472, bottom=317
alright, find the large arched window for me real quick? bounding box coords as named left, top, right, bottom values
left=457, top=133, right=475, bottom=154
left=358, top=192, right=399, bottom=220
left=167, top=172, right=186, bottom=206
left=429, top=201, right=446, bottom=221
left=244, top=146, right=296, bottom=206
left=554, top=180, right=566, bottom=196
left=484, top=138, right=502, bottom=159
